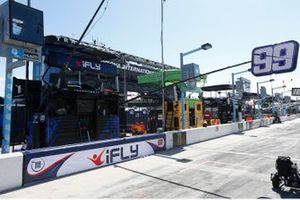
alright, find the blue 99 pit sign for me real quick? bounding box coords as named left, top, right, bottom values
left=251, top=40, right=299, bottom=76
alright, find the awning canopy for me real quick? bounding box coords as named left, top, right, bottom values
left=202, top=84, right=233, bottom=92
left=137, top=69, right=180, bottom=85
left=45, top=35, right=177, bottom=70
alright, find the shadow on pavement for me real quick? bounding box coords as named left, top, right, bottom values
left=154, top=154, right=192, bottom=163
left=161, top=147, right=186, bottom=156
left=233, top=131, right=245, bottom=135
left=115, top=164, right=230, bottom=199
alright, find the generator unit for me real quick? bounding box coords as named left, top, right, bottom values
left=165, top=99, right=203, bottom=131
left=193, top=101, right=204, bottom=127
left=173, top=100, right=189, bottom=130
left=125, top=107, right=148, bottom=135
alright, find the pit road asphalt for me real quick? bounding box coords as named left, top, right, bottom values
left=2, top=118, right=300, bottom=198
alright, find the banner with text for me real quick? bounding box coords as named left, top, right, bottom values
left=23, top=134, right=165, bottom=185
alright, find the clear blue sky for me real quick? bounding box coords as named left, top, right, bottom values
left=1, top=0, right=300, bottom=98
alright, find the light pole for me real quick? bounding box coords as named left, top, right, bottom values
left=256, top=78, right=274, bottom=119
left=180, top=43, right=212, bottom=129
left=271, top=85, right=286, bottom=114
left=281, top=90, right=289, bottom=115
left=160, top=0, right=165, bottom=131
left=281, top=89, right=292, bottom=115
left=231, top=69, right=250, bottom=122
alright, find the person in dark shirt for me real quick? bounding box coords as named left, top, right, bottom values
left=273, top=112, right=281, bottom=123
left=204, top=110, right=212, bottom=126
left=149, top=116, right=157, bottom=133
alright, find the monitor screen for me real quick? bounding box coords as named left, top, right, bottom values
left=9, top=1, right=44, bottom=45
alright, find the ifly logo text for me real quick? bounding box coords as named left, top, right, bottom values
left=75, top=60, right=102, bottom=71
left=88, top=144, right=139, bottom=166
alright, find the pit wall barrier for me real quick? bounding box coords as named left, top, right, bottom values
left=185, top=123, right=239, bottom=145
left=22, top=134, right=165, bottom=186
left=280, top=114, right=299, bottom=122
left=1, top=114, right=299, bottom=193
left=164, top=116, right=285, bottom=149
left=0, top=153, right=23, bottom=193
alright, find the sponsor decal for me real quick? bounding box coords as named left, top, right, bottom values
left=8, top=47, right=24, bottom=59
left=30, top=158, right=45, bottom=172
left=12, top=18, right=23, bottom=36
left=119, top=65, right=154, bottom=74
left=54, top=36, right=78, bottom=45
left=27, top=153, right=74, bottom=177
left=49, top=52, right=117, bottom=75
left=75, top=60, right=102, bottom=71
left=88, top=149, right=105, bottom=166
left=24, top=52, right=39, bottom=62
left=146, top=138, right=165, bottom=150
left=87, top=144, right=139, bottom=166
left=24, top=137, right=165, bottom=184
left=105, top=144, right=138, bottom=164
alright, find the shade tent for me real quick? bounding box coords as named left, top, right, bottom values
left=137, top=69, right=180, bottom=85
left=201, top=84, right=233, bottom=92
left=137, top=69, right=207, bottom=86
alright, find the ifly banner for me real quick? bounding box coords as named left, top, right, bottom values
left=251, top=40, right=299, bottom=76
left=46, top=52, right=117, bottom=75
left=23, top=134, right=165, bottom=185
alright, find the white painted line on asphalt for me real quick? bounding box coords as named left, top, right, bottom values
left=185, top=147, right=300, bottom=161
left=175, top=160, right=211, bottom=173
left=196, top=164, right=270, bottom=183
left=206, top=160, right=253, bottom=169
left=244, top=134, right=300, bottom=141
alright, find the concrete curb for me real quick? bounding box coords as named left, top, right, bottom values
left=0, top=152, right=23, bottom=193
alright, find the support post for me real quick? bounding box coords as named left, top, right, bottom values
left=160, top=0, right=165, bottom=131
left=180, top=53, right=185, bottom=129
left=78, top=71, right=81, bottom=87
left=231, top=73, right=236, bottom=122
left=115, top=75, right=119, bottom=93
left=1, top=58, right=13, bottom=153
left=271, top=86, right=274, bottom=114
left=123, top=64, right=127, bottom=105
left=257, top=82, right=261, bottom=119
left=173, top=85, right=178, bottom=101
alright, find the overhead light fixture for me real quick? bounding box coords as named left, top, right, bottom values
left=201, top=43, right=212, bottom=50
